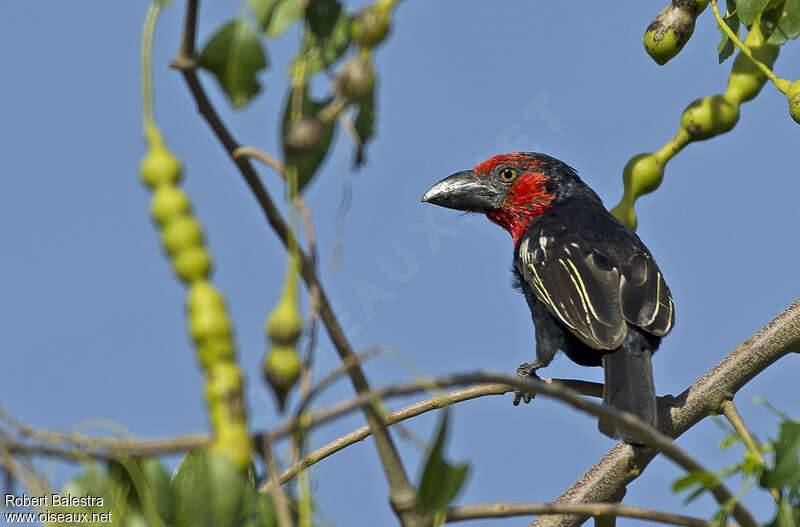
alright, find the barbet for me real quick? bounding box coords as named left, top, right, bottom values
left=422, top=153, right=674, bottom=441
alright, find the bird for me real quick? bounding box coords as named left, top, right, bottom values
left=421, top=152, right=674, bottom=442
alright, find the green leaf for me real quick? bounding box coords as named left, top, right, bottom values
left=62, top=465, right=111, bottom=507
left=717, top=8, right=741, bottom=63
left=171, top=450, right=248, bottom=527
left=761, top=1, right=788, bottom=40
left=737, top=0, right=771, bottom=23
left=244, top=491, right=278, bottom=527
left=291, top=9, right=351, bottom=75
left=767, top=0, right=800, bottom=43
left=672, top=470, right=722, bottom=504
left=306, top=0, right=343, bottom=39
left=266, top=0, right=304, bottom=38
left=417, top=409, right=470, bottom=515
left=280, top=86, right=336, bottom=192
left=767, top=499, right=798, bottom=527
left=761, top=419, right=800, bottom=489
left=251, top=0, right=280, bottom=30
left=354, top=95, right=376, bottom=167
left=718, top=434, right=740, bottom=450
left=198, top=18, right=268, bottom=109
left=108, top=458, right=175, bottom=525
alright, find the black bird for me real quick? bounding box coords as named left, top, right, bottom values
left=422, top=152, right=674, bottom=441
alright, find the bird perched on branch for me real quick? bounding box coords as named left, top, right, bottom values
left=422, top=152, right=674, bottom=442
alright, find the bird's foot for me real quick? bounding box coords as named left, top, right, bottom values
left=513, top=362, right=541, bottom=406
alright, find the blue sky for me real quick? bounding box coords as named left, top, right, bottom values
left=1, top=1, right=799, bottom=526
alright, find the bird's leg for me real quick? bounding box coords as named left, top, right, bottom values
left=513, top=360, right=544, bottom=405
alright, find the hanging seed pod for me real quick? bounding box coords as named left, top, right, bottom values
left=351, top=5, right=390, bottom=48
left=680, top=94, right=740, bottom=141
left=263, top=345, right=302, bottom=411
left=643, top=0, right=708, bottom=65
left=283, top=118, right=325, bottom=156
left=263, top=255, right=303, bottom=410
left=786, top=80, right=800, bottom=125
left=337, top=57, right=376, bottom=102
left=140, top=127, right=182, bottom=188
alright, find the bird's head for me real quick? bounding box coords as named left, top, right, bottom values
left=422, top=152, right=587, bottom=244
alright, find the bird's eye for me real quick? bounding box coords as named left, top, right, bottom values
left=499, top=167, right=518, bottom=181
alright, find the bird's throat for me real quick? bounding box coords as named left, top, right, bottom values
left=486, top=174, right=554, bottom=245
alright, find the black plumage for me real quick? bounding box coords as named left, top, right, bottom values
left=422, top=152, right=675, bottom=442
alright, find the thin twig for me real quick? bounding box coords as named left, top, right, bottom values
left=170, top=4, right=423, bottom=524
left=263, top=382, right=515, bottom=490
left=446, top=502, right=719, bottom=527
left=260, top=436, right=295, bottom=527
left=233, top=146, right=284, bottom=173
left=530, top=297, right=800, bottom=527
left=294, top=347, right=385, bottom=415
left=719, top=399, right=780, bottom=502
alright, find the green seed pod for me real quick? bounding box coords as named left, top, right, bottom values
left=211, top=425, right=252, bottom=471
left=266, top=296, right=302, bottom=347
left=263, top=345, right=301, bottom=411
left=206, top=363, right=244, bottom=402
left=190, top=306, right=232, bottom=344
left=351, top=5, right=390, bottom=48
left=187, top=281, right=226, bottom=314
left=173, top=246, right=212, bottom=283
left=337, top=57, right=376, bottom=102
left=161, top=216, right=204, bottom=256
left=726, top=25, right=780, bottom=103
left=623, top=154, right=664, bottom=198
left=197, top=337, right=236, bottom=370
left=680, top=94, right=740, bottom=141
left=140, top=144, right=182, bottom=189
left=283, top=118, right=324, bottom=156
left=786, top=80, right=800, bottom=125
left=151, top=186, right=191, bottom=226
left=643, top=2, right=701, bottom=65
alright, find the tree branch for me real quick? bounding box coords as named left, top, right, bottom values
left=446, top=502, right=720, bottom=527
left=262, top=379, right=599, bottom=491
left=253, top=370, right=756, bottom=527
left=169, top=2, right=423, bottom=524
left=530, top=297, right=800, bottom=527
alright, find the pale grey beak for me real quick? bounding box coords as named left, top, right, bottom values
left=422, top=170, right=503, bottom=212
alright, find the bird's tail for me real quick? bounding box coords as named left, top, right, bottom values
left=598, top=336, right=657, bottom=443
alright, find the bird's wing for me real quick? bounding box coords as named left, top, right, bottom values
left=517, top=214, right=674, bottom=350
left=517, top=232, right=627, bottom=349
left=615, top=247, right=674, bottom=337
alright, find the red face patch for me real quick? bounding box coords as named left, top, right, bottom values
left=474, top=153, right=555, bottom=245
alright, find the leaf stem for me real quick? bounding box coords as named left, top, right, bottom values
left=710, top=0, right=788, bottom=93
left=140, top=2, right=163, bottom=130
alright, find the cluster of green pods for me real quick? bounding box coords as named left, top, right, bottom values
left=643, top=0, right=709, bottom=65
left=612, top=23, right=780, bottom=229
left=282, top=1, right=390, bottom=155
left=264, top=1, right=396, bottom=406
left=140, top=124, right=252, bottom=470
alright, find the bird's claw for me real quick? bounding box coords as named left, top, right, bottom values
left=513, top=362, right=540, bottom=405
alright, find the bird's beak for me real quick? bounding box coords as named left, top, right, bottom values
left=421, top=170, right=503, bottom=212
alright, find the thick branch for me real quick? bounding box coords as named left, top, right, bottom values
left=170, top=2, right=422, bottom=523
left=531, top=298, right=800, bottom=527
left=446, top=502, right=718, bottom=527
